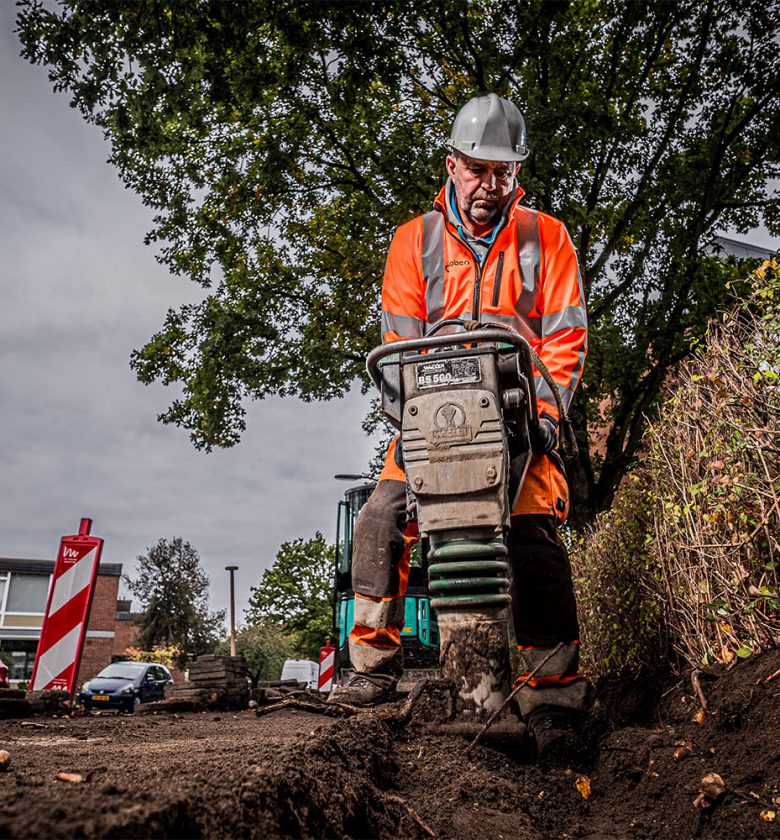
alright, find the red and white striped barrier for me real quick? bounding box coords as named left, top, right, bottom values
left=318, top=640, right=335, bottom=692
left=30, top=518, right=104, bottom=693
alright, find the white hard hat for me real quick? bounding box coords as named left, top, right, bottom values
left=448, top=93, right=529, bottom=162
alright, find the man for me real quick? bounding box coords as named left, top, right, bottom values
left=330, top=94, right=590, bottom=764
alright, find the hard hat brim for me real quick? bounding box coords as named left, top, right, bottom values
left=447, top=141, right=529, bottom=163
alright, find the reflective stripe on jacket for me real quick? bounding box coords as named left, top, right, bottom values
left=381, top=183, right=587, bottom=419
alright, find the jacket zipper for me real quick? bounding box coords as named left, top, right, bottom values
left=491, top=252, right=505, bottom=308
left=471, top=260, right=483, bottom=319
left=437, top=205, right=505, bottom=321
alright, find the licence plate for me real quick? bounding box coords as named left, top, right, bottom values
left=415, top=357, right=481, bottom=389
left=92, top=695, right=110, bottom=701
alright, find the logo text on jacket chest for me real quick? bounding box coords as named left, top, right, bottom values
left=445, top=259, right=471, bottom=272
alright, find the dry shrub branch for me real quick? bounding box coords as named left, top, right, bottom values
left=575, top=260, right=780, bottom=677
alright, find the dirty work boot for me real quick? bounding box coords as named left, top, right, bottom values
left=526, top=707, right=585, bottom=767
left=326, top=673, right=397, bottom=707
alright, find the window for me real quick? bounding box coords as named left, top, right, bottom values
left=0, top=640, right=39, bottom=681
left=336, top=501, right=353, bottom=574
left=97, top=662, right=146, bottom=680
left=6, top=574, right=50, bottom=614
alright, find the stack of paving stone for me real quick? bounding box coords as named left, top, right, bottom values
left=26, top=689, right=71, bottom=716
left=185, top=655, right=250, bottom=709
left=140, top=655, right=250, bottom=713
left=0, top=688, right=31, bottom=719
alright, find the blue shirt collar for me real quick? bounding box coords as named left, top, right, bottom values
left=448, top=187, right=503, bottom=248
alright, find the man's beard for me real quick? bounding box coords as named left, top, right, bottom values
left=466, top=194, right=500, bottom=224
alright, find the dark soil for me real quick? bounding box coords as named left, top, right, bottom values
left=1, top=649, right=778, bottom=839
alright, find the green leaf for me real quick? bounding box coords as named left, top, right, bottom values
left=246, top=533, right=334, bottom=659
left=126, top=537, right=225, bottom=666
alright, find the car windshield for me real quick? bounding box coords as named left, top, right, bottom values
left=95, top=663, right=147, bottom=680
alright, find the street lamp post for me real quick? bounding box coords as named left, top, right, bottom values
left=225, top=565, right=239, bottom=657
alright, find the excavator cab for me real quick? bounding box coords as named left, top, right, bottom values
left=332, top=481, right=439, bottom=681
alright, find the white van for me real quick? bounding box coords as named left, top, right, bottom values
left=280, top=659, right=319, bottom=689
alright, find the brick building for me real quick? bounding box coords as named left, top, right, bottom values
left=113, top=598, right=143, bottom=658
left=0, top=556, right=126, bottom=686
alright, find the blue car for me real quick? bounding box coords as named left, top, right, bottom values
left=79, top=661, right=173, bottom=712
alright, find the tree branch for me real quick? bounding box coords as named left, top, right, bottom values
left=586, top=0, right=716, bottom=286
left=579, top=9, right=675, bottom=267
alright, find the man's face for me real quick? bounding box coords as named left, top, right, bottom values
left=445, top=153, right=519, bottom=228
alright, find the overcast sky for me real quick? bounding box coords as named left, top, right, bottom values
left=0, top=5, right=375, bottom=626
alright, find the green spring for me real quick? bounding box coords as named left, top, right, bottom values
left=428, top=539, right=511, bottom=609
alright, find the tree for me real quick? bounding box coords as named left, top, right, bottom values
left=17, top=0, right=780, bottom=518
left=123, top=643, right=180, bottom=671
left=215, top=622, right=295, bottom=686
left=127, top=537, right=225, bottom=664
left=246, top=533, right=334, bottom=659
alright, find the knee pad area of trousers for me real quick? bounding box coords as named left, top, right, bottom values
left=352, top=480, right=407, bottom=598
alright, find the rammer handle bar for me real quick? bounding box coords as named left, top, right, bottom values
left=366, top=327, right=541, bottom=428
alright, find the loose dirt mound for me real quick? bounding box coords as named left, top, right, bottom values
left=1, top=650, right=778, bottom=838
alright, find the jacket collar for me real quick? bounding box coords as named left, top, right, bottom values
left=433, top=179, right=526, bottom=226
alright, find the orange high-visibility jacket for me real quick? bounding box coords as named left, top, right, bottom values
left=381, top=184, right=587, bottom=421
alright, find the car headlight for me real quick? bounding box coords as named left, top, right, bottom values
left=81, top=682, right=91, bottom=692
left=121, top=684, right=135, bottom=694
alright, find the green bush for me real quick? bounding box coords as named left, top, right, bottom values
left=575, top=260, right=780, bottom=677
left=571, top=474, right=667, bottom=678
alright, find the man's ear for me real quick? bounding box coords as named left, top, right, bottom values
left=445, top=154, right=457, bottom=178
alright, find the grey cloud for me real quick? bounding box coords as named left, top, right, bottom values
left=0, top=6, right=376, bottom=624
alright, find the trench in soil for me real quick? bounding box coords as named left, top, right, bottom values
left=1, top=648, right=779, bottom=840
left=150, top=659, right=780, bottom=840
